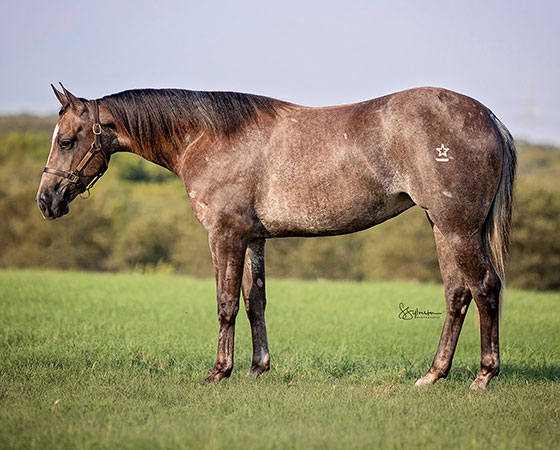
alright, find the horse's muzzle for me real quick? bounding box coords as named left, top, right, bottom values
left=37, top=189, right=70, bottom=220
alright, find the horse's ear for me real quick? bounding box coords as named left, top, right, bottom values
left=51, top=83, right=67, bottom=106
left=59, top=82, right=86, bottom=114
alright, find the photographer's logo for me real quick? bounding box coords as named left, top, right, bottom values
left=398, top=302, right=443, bottom=320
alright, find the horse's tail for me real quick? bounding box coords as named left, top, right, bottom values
left=483, top=112, right=517, bottom=316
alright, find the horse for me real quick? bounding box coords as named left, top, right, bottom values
left=37, top=83, right=516, bottom=390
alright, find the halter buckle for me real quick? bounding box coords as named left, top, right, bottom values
left=92, top=123, right=102, bottom=135
left=67, top=173, right=80, bottom=184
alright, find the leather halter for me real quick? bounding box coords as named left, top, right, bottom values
left=43, top=99, right=110, bottom=198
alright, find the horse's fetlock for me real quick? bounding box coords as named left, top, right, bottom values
left=430, top=361, right=451, bottom=379
left=480, top=356, right=500, bottom=376
left=253, top=359, right=270, bottom=372
left=214, top=360, right=233, bottom=376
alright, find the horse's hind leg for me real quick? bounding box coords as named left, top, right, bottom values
left=242, top=239, right=270, bottom=376
left=415, top=225, right=472, bottom=387
left=443, top=232, right=501, bottom=390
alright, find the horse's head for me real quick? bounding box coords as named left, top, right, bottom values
left=37, top=84, right=112, bottom=219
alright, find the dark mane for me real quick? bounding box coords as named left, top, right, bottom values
left=99, top=89, right=291, bottom=153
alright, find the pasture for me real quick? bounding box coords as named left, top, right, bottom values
left=1, top=270, right=559, bottom=449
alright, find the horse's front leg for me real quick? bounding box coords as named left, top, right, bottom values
left=202, top=227, right=248, bottom=385
left=242, top=239, right=270, bottom=376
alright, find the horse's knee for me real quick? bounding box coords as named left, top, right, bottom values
left=217, top=294, right=240, bottom=325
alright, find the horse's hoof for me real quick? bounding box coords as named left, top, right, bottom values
left=199, top=376, right=217, bottom=387
left=199, top=368, right=231, bottom=386
left=246, top=362, right=270, bottom=378
left=469, top=378, right=489, bottom=391
left=414, top=372, right=439, bottom=388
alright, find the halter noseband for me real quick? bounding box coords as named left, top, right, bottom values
left=43, top=99, right=110, bottom=198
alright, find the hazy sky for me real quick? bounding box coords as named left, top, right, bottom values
left=1, top=0, right=558, bottom=144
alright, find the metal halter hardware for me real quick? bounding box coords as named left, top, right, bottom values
left=43, top=99, right=110, bottom=199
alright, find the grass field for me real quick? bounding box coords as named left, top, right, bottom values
left=1, top=270, right=559, bottom=449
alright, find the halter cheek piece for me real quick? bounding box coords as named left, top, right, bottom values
left=43, top=99, right=110, bottom=198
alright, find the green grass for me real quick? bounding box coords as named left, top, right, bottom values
left=0, top=270, right=558, bottom=449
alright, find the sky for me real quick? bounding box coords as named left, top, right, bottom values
left=1, top=0, right=559, bottom=144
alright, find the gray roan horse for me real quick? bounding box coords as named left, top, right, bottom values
left=37, top=83, right=516, bottom=390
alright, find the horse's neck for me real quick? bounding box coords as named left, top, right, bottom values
left=118, top=127, right=190, bottom=176
left=133, top=142, right=179, bottom=174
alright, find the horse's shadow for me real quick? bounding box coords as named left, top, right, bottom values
left=498, top=362, right=560, bottom=381
left=446, top=362, right=559, bottom=382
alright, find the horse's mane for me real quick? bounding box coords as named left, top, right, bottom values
left=100, top=89, right=291, bottom=152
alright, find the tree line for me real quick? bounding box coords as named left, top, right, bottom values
left=0, top=115, right=558, bottom=290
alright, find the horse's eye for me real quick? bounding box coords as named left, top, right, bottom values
left=59, top=139, right=74, bottom=150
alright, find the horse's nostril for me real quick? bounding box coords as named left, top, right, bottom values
left=37, top=192, right=54, bottom=217
left=38, top=198, right=48, bottom=213
left=38, top=197, right=47, bottom=210
left=39, top=192, right=51, bottom=205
